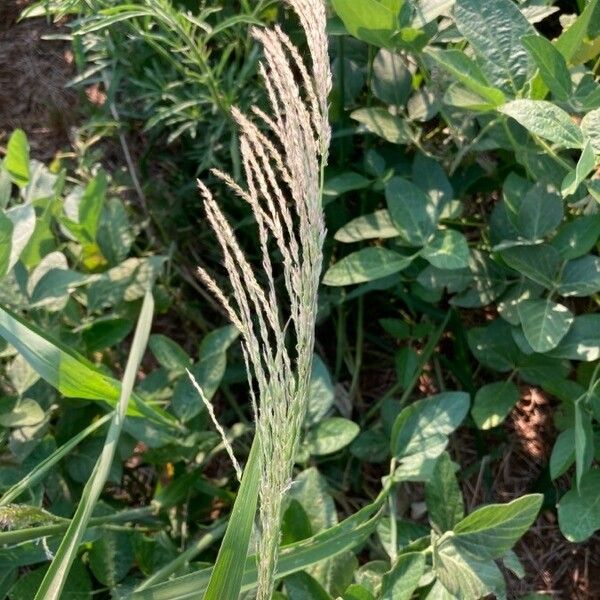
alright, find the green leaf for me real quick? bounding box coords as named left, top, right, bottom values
left=425, top=452, right=464, bottom=532
left=499, top=100, right=584, bottom=148
left=381, top=552, right=425, bottom=600
left=467, top=319, right=523, bottom=373
left=499, top=244, right=560, bottom=288
left=557, top=470, right=600, bottom=542
left=305, top=417, right=360, bottom=456
left=391, top=392, right=469, bottom=465
left=0, top=166, right=11, bottom=209
left=9, top=560, right=91, bottom=600
left=472, top=380, right=520, bottom=430
left=0, top=212, right=13, bottom=278
left=412, top=153, right=454, bottom=213
left=558, top=255, right=600, bottom=297
left=5, top=203, right=35, bottom=274
left=285, top=572, right=332, bottom=600
left=550, top=427, right=575, bottom=480
left=34, top=292, right=154, bottom=600
left=129, top=495, right=383, bottom=599
left=420, top=229, right=470, bottom=270
left=432, top=534, right=505, bottom=600
left=424, top=48, right=505, bottom=106
left=323, top=247, right=413, bottom=286
left=0, top=398, right=45, bottom=427
left=78, top=170, right=107, bottom=242
left=551, top=214, right=600, bottom=260
left=323, top=172, right=371, bottom=200
left=149, top=334, right=191, bottom=374
left=453, top=494, right=543, bottom=559
left=351, top=108, right=413, bottom=145
left=581, top=108, right=600, bottom=154
left=521, top=35, right=572, bottom=101
left=386, top=177, right=437, bottom=246
left=88, top=527, right=134, bottom=586
left=334, top=210, right=399, bottom=243
left=331, top=0, right=403, bottom=48
left=561, top=140, right=596, bottom=197
left=454, top=0, right=535, bottom=94
left=549, top=315, right=600, bottom=362
left=97, top=198, right=134, bottom=265
left=342, top=584, right=375, bottom=600
left=306, top=355, right=335, bottom=427
left=372, top=49, right=412, bottom=106
left=575, top=399, right=594, bottom=491
left=203, top=434, right=261, bottom=600
left=517, top=299, right=574, bottom=353
left=4, top=130, right=30, bottom=188
left=516, top=182, right=563, bottom=240
left=555, top=0, right=600, bottom=63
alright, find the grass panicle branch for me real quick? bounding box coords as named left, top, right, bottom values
left=193, top=0, right=331, bottom=597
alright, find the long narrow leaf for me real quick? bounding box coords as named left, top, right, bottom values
left=203, top=434, right=261, bottom=600
left=0, top=413, right=112, bottom=506
left=129, top=494, right=384, bottom=600
left=0, top=304, right=174, bottom=426
left=34, top=291, right=155, bottom=600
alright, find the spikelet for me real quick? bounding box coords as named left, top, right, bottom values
left=193, top=1, right=331, bottom=597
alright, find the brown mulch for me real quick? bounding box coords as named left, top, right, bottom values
left=0, top=0, right=77, bottom=160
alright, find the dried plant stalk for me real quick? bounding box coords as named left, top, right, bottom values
left=194, top=0, right=331, bottom=597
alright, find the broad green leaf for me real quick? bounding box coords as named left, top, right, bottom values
left=546, top=315, right=600, bottom=362
left=30, top=268, right=93, bottom=311
left=391, top=392, right=469, bottom=464
left=331, top=0, right=403, bottom=48
left=499, top=100, right=584, bottom=148
left=351, top=108, right=413, bottom=145
left=467, top=319, right=523, bottom=373
left=575, top=399, right=594, bottom=491
left=305, top=418, right=360, bottom=456
left=34, top=292, right=154, bottom=600
left=557, top=470, right=600, bottom=542
left=453, top=494, right=543, bottom=559
left=499, top=244, right=560, bottom=288
left=454, top=0, right=535, bottom=94
left=0, top=166, right=11, bottom=209
left=381, top=552, right=425, bottom=600
left=4, top=130, right=30, bottom=188
left=78, top=170, right=107, bottom=242
left=555, top=0, right=600, bottom=63
left=97, top=198, right=134, bottom=265
left=334, top=210, right=399, bottom=243
left=88, top=525, right=134, bottom=586
left=0, top=212, right=13, bottom=278
left=386, top=177, right=437, bottom=246
left=9, top=560, right=91, bottom=600
left=425, top=452, right=464, bottom=532
left=551, top=214, right=600, bottom=260
left=443, top=85, right=500, bottom=112
left=581, top=108, right=600, bottom=154
left=203, top=434, right=260, bottom=600
left=561, top=140, right=596, bottom=196
left=372, top=49, right=412, bottom=106
left=521, top=35, right=572, bottom=101
left=517, top=299, right=574, bottom=353
left=290, top=468, right=336, bottom=533
left=472, top=380, right=520, bottom=430
left=550, top=427, right=575, bottom=480
left=323, top=172, right=371, bottom=199
left=306, top=355, right=335, bottom=426
left=323, top=247, right=413, bottom=286
left=516, top=182, right=563, bottom=240
left=285, top=571, right=332, bottom=600
left=432, top=533, right=506, bottom=600
left=149, top=334, right=191, bottom=373
left=6, top=203, right=35, bottom=274
left=425, top=48, right=505, bottom=106
left=342, top=584, right=375, bottom=600
left=412, top=153, right=454, bottom=213
left=558, top=255, right=600, bottom=297
left=0, top=398, right=44, bottom=427
left=420, top=229, right=470, bottom=270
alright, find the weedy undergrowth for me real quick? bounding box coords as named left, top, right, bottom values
left=192, top=0, right=331, bottom=597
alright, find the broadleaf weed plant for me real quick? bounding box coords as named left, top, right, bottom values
left=193, top=0, right=331, bottom=597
